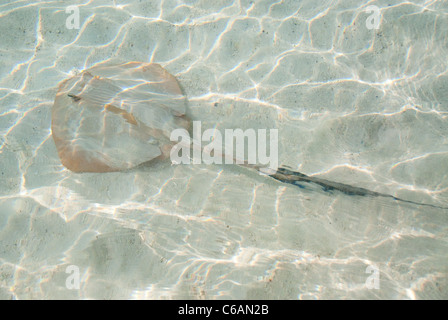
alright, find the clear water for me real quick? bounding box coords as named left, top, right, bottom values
left=0, top=0, right=447, bottom=299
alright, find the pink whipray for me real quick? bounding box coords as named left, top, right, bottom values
left=51, top=61, right=447, bottom=211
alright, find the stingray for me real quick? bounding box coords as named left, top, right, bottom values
left=52, top=61, right=447, bottom=210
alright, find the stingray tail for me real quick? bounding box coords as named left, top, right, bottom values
left=264, top=166, right=448, bottom=211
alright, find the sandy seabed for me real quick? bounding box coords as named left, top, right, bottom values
left=0, top=0, right=447, bottom=299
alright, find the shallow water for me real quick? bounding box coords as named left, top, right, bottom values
left=0, top=0, right=447, bottom=299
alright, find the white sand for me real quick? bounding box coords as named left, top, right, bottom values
left=0, top=0, right=447, bottom=299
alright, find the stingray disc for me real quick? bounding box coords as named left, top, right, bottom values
left=52, top=61, right=189, bottom=172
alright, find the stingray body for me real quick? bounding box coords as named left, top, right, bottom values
left=52, top=61, right=189, bottom=172
left=51, top=61, right=447, bottom=210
